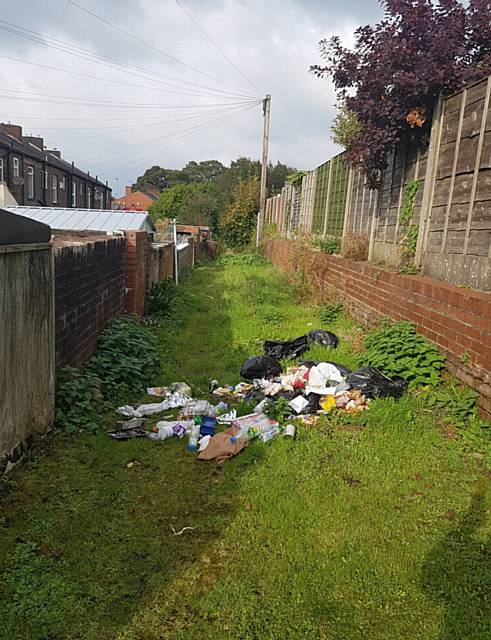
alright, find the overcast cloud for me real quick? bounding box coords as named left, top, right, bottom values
left=0, top=0, right=382, bottom=193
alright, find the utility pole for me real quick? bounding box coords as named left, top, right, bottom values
left=256, top=94, right=271, bottom=247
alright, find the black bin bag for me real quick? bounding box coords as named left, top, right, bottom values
left=240, top=355, right=282, bottom=380
left=347, top=367, right=408, bottom=399
left=263, top=335, right=309, bottom=360
left=308, top=329, right=339, bottom=349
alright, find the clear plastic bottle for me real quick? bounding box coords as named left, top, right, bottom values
left=230, top=415, right=278, bottom=443
left=259, top=426, right=282, bottom=443
left=187, top=423, right=201, bottom=451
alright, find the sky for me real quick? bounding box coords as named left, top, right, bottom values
left=0, top=0, right=383, bottom=195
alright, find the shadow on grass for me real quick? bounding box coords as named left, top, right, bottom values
left=0, top=262, right=260, bottom=640
left=421, top=487, right=491, bottom=640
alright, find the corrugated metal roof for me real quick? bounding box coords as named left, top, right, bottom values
left=4, top=206, right=156, bottom=233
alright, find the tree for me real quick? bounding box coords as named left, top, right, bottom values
left=132, top=166, right=187, bottom=192
left=312, top=0, right=491, bottom=188
left=148, top=182, right=223, bottom=231
left=220, top=178, right=260, bottom=248
left=182, top=160, right=225, bottom=183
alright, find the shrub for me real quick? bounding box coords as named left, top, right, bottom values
left=55, top=368, right=104, bottom=434
left=320, top=303, right=344, bottom=324
left=318, top=238, right=341, bottom=255
left=56, top=315, right=159, bottom=434
left=361, top=321, right=445, bottom=387
left=341, top=233, right=369, bottom=261
left=88, top=315, right=159, bottom=396
left=220, top=178, right=260, bottom=248
left=145, top=278, right=178, bottom=320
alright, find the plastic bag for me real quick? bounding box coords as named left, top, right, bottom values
left=240, top=355, right=282, bottom=380
left=347, top=367, right=408, bottom=399
left=308, top=329, right=339, bottom=349
left=263, top=335, right=309, bottom=360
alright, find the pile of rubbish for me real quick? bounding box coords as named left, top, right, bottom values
left=109, top=329, right=408, bottom=463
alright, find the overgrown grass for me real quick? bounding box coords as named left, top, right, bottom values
left=0, top=258, right=489, bottom=640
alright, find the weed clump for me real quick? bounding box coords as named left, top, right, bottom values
left=56, top=315, right=158, bottom=434
left=360, top=320, right=445, bottom=387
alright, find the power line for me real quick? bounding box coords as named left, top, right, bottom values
left=0, top=20, right=255, bottom=100
left=174, top=0, right=263, bottom=96
left=63, top=0, right=256, bottom=97
left=0, top=54, right=251, bottom=101
left=70, top=101, right=261, bottom=161
left=92, top=102, right=259, bottom=177
left=0, top=88, right=258, bottom=110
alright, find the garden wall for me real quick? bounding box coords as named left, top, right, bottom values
left=0, top=243, right=55, bottom=468
left=54, top=235, right=126, bottom=369
left=265, top=238, right=491, bottom=420
left=125, top=230, right=149, bottom=316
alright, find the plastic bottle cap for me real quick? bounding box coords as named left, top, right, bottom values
left=230, top=436, right=238, bottom=443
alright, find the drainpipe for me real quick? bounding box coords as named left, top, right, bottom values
left=173, top=218, right=179, bottom=286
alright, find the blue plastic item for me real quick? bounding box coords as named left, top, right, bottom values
left=200, top=415, right=216, bottom=437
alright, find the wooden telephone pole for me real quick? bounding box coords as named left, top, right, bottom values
left=256, top=94, right=271, bottom=247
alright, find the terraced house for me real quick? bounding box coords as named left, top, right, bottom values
left=0, top=123, right=111, bottom=209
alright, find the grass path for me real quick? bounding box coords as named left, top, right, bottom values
left=0, top=258, right=489, bottom=639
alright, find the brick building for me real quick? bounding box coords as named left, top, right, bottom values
left=112, top=186, right=157, bottom=211
left=0, top=123, right=111, bottom=208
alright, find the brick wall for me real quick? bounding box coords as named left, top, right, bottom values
left=148, top=241, right=174, bottom=285
left=265, top=239, right=491, bottom=420
left=55, top=236, right=126, bottom=369
left=124, top=230, right=149, bottom=316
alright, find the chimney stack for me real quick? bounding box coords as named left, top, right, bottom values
left=0, top=123, right=22, bottom=140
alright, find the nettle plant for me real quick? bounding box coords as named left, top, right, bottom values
left=312, top=0, right=491, bottom=188
left=361, top=320, right=445, bottom=387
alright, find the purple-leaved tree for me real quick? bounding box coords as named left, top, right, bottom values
left=312, top=0, right=491, bottom=188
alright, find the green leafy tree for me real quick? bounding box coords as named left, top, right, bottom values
left=148, top=182, right=223, bottom=230
left=182, top=160, right=225, bottom=183
left=220, top=178, right=260, bottom=248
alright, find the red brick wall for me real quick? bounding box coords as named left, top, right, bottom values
left=265, top=239, right=491, bottom=420
left=124, top=230, right=149, bottom=316
left=54, top=236, right=126, bottom=369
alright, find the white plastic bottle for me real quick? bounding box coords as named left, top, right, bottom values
left=187, top=423, right=200, bottom=451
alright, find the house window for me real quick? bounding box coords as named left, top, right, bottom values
left=52, top=175, right=58, bottom=204
left=71, top=181, right=77, bottom=207
left=27, top=166, right=34, bottom=199
left=12, top=156, right=20, bottom=178
left=59, top=176, right=65, bottom=190
left=0, top=157, right=4, bottom=182
left=87, top=186, right=91, bottom=209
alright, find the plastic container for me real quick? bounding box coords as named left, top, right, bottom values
left=230, top=414, right=279, bottom=443
left=188, top=423, right=200, bottom=451
left=259, top=426, right=282, bottom=443
left=284, top=424, right=296, bottom=438
left=200, top=415, right=216, bottom=437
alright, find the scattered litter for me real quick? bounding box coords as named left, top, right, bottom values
left=188, top=422, right=201, bottom=451
left=171, top=525, right=197, bottom=536
left=259, top=425, right=282, bottom=443
left=216, top=409, right=237, bottom=424
left=230, top=413, right=280, bottom=443
left=289, top=396, right=310, bottom=414
left=181, top=399, right=216, bottom=417
left=107, top=428, right=147, bottom=440
left=198, top=435, right=211, bottom=452
left=240, top=355, right=282, bottom=380
left=347, top=367, right=408, bottom=399
left=305, top=362, right=345, bottom=395
left=263, top=335, right=309, bottom=360
left=126, top=460, right=141, bottom=469
left=173, top=424, right=186, bottom=439
left=308, top=329, right=339, bottom=348
left=320, top=395, right=337, bottom=412
left=209, top=379, right=220, bottom=393
left=146, top=387, right=167, bottom=397
left=198, top=427, right=249, bottom=463
left=117, top=392, right=192, bottom=418
left=118, top=418, right=144, bottom=430
left=284, top=424, right=296, bottom=438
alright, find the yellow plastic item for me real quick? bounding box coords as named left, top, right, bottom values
left=320, top=395, right=336, bottom=412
